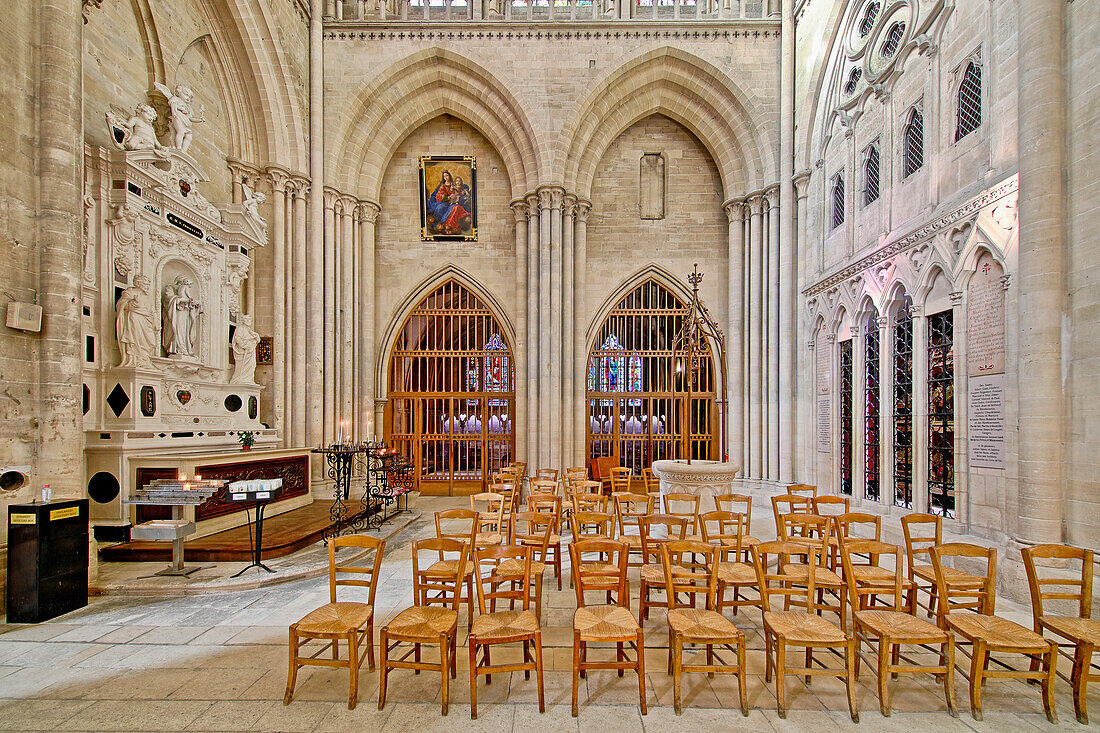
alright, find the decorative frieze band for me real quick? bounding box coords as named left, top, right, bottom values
left=324, top=27, right=780, bottom=41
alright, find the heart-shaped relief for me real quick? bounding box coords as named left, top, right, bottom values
left=176, top=389, right=192, bottom=406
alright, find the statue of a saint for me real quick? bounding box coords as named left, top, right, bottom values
left=230, top=315, right=261, bottom=385
left=153, top=82, right=205, bottom=153
left=115, top=275, right=158, bottom=369
left=162, top=276, right=203, bottom=357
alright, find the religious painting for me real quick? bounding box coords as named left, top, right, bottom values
left=419, top=155, right=477, bottom=241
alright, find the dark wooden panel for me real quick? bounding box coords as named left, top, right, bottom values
left=193, top=455, right=309, bottom=521
left=135, top=467, right=176, bottom=523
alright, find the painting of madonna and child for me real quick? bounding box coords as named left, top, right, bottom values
left=419, top=155, right=478, bottom=241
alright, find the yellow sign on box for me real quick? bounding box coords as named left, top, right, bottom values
left=50, top=506, right=79, bottom=521
left=10, top=513, right=36, bottom=525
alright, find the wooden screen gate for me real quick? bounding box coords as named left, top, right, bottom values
left=385, top=281, right=515, bottom=495
left=586, top=279, right=718, bottom=475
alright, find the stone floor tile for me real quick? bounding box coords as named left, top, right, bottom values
left=250, top=700, right=333, bottom=732
left=184, top=700, right=273, bottom=731
left=131, top=626, right=211, bottom=645
left=0, top=699, right=94, bottom=731
left=169, top=667, right=268, bottom=700
left=311, top=699, right=393, bottom=732
left=65, top=699, right=212, bottom=731
left=79, top=667, right=197, bottom=699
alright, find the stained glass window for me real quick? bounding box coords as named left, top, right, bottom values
left=587, top=334, right=642, bottom=406
left=928, top=310, right=955, bottom=518
left=840, top=339, right=854, bottom=496
left=466, top=333, right=510, bottom=405
left=893, top=304, right=914, bottom=509
left=864, top=320, right=881, bottom=501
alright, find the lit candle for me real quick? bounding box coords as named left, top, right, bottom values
left=194, top=474, right=202, bottom=482
left=178, top=471, right=186, bottom=482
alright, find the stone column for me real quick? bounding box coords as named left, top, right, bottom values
left=1015, top=0, right=1064, bottom=545
left=537, top=187, right=554, bottom=470
left=357, top=202, right=379, bottom=440
left=950, top=289, right=967, bottom=525
left=747, top=192, right=764, bottom=480
left=562, top=194, right=577, bottom=469
left=724, top=199, right=745, bottom=466
left=266, top=167, right=290, bottom=440
left=779, top=0, right=797, bottom=482
left=322, top=188, right=338, bottom=445
left=911, top=305, right=928, bottom=512
left=574, top=201, right=591, bottom=469
left=308, top=0, right=325, bottom=452
left=339, top=195, right=356, bottom=432
left=742, top=211, right=751, bottom=473
left=292, top=179, right=309, bottom=447
left=525, top=193, right=539, bottom=466
left=36, top=0, right=83, bottom=496
left=548, top=187, right=563, bottom=471
left=510, top=199, right=529, bottom=464
left=766, top=184, right=780, bottom=480
left=877, top=314, right=891, bottom=506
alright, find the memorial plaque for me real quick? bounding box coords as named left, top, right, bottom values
left=816, top=331, right=832, bottom=453
left=817, top=395, right=831, bottom=453
left=968, top=373, right=1006, bottom=469
left=967, top=252, right=1005, bottom=377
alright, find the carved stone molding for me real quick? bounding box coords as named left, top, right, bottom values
left=509, top=199, right=528, bottom=222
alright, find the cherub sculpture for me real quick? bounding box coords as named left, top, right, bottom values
left=153, top=82, right=205, bottom=153
left=105, top=103, right=169, bottom=157
left=241, top=177, right=267, bottom=227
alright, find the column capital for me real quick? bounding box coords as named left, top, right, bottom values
left=949, top=290, right=963, bottom=306
left=909, top=304, right=923, bottom=318
left=265, top=165, right=292, bottom=193
left=763, top=183, right=781, bottom=207
left=290, top=176, right=311, bottom=199
left=525, top=192, right=539, bottom=212
left=877, top=315, right=890, bottom=330
left=322, top=186, right=340, bottom=210
left=227, top=157, right=261, bottom=180
left=337, top=193, right=358, bottom=216
left=536, top=185, right=564, bottom=211
left=374, top=398, right=388, bottom=409
left=574, top=200, right=592, bottom=223
left=745, top=191, right=766, bottom=216
left=722, top=197, right=745, bottom=223
left=793, top=169, right=812, bottom=199
left=563, top=193, right=578, bottom=218
left=1000, top=273, right=1011, bottom=290
left=509, top=198, right=528, bottom=222
left=826, top=333, right=837, bottom=343
left=355, top=200, right=380, bottom=223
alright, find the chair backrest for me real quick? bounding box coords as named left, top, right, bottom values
left=929, top=542, right=997, bottom=620
left=751, top=540, right=820, bottom=614
left=839, top=537, right=904, bottom=612
left=812, top=495, right=850, bottom=516
left=641, top=467, right=660, bottom=495
left=572, top=492, right=610, bottom=514
left=565, top=466, right=588, bottom=483
left=328, top=535, right=386, bottom=606
left=470, top=492, right=507, bottom=535
left=640, top=514, right=689, bottom=564
left=435, top=508, right=478, bottom=545
left=527, top=492, right=562, bottom=525
left=412, top=537, right=469, bottom=609
left=786, top=483, right=818, bottom=499
left=771, top=493, right=813, bottom=534
left=901, top=513, right=941, bottom=574
left=510, top=461, right=527, bottom=478
left=699, top=510, right=744, bottom=560
left=609, top=466, right=633, bottom=494
left=535, top=467, right=558, bottom=482
left=662, top=540, right=719, bottom=611
left=473, top=544, right=533, bottom=614
left=511, top=510, right=553, bottom=556
left=614, top=492, right=653, bottom=537
left=714, top=493, right=752, bottom=525
left=529, top=478, right=558, bottom=497
left=662, top=492, right=701, bottom=533
left=1022, top=544, right=1094, bottom=621
left=570, top=510, right=613, bottom=539
left=488, top=482, right=519, bottom=514
left=569, top=538, right=628, bottom=607
left=778, top=512, right=831, bottom=549
left=832, top=511, right=881, bottom=540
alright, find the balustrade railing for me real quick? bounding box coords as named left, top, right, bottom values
left=325, top=0, right=773, bottom=22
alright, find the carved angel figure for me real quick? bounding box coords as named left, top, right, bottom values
left=154, top=82, right=205, bottom=153
left=162, top=276, right=203, bottom=358
left=115, top=276, right=158, bottom=369
left=241, top=177, right=267, bottom=226
left=106, top=103, right=169, bottom=157
left=230, top=315, right=261, bottom=385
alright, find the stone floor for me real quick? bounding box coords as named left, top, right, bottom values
left=0, top=496, right=1095, bottom=732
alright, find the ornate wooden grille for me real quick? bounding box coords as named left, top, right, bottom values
left=893, top=304, right=914, bottom=509
left=928, top=309, right=955, bottom=518
left=386, top=280, right=514, bottom=495
left=864, top=321, right=881, bottom=501
left=839, top=339, right=854, bottom=495
left=586, top=280, right=717, bottom=475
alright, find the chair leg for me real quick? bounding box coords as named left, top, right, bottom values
left=804, top=647, right=812, bottom=685
left=969, top=640, right=987, bottom=721
left=1041, top=644, right=1058, bottom=724
left=775, top=640, right=787, bottom=719
left=877, top=638, right=891, bottom=717
left=943, top=636, right=958, bottom=717
left=554, top=545, right=562, bottom=591
left=377, top=630, right=389, bottom=711
left=535, top=632, right=546, bottom=714
left=637, top=629, right=648, bottom=715
left=572, top=632, right=581, bottom=717
left=440, top=633, right=450, bottom=716
left=366, top=619, right=376, bottom=672
left=617, top=642, right=625, bottom=678
left=523, top=639, right=531, bottom=681
left=283, top=626, right=299, bottom=706
left=666, top=628, right=674, bottom=676
left=469, top=638, right=478, bottom=720
left=485, top=644, right=492, bottom=684
left=846, top=639, right=860, bottom=723
left=764, top=630, right=774, bottom=683
left=347, top=630, right=359, bottom=710
left=672, top=634, right=682, bottom=715
left=737, top=638, right=749, bottom=717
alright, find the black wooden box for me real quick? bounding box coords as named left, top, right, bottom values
left=6, top=499, right=89, bottom=623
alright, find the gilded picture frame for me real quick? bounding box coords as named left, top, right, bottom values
left=419, top=155, right=477, bottom=241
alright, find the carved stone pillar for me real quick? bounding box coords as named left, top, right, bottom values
left=510, top=199, right=529, bottom=464
left=338, top=194, right=356, bottom=433
left=573, top=201, right=591, bottom=470
left=308, top=0, right=325, bottom=454
left=292, top=178, right=309, bottom=447
left=562, top=193, right=577, bottom=468
left=724, top=198, right=745, bottom=467
left=548, top=186, right=563, bottom=470
left=356, top=202, right=379, bottom=440
left=525, top=192, right=539, bottom=465
left=322, top=187, right=339, bottom=445
left=877, top=314, right=891, bottom=505
left=765, top=183, right=780, bottom=480
left=779, top=0, right=796, bottom=483
left=536, top=187, right=554, bottom=469
left=851, top=324, right=865, bottom=502
left=911, top=305, right=928, bottom=512
left=266, top=167, right=290, bottom=440
left=747, top=192, right=765, bottom=480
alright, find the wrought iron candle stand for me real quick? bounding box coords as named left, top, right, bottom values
left=313, top=441, right=415, bottom=541
left=673, top=264, right=728, bottom=463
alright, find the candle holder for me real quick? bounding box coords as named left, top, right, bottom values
left=312, top=439, right=414, bottom=541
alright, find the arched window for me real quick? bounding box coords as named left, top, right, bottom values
left=893, top=300, right=914, bottom=509
left=844, top=67, right=862, bottom=95
left=902, top=107, right=924, bottom=178
left=955, top=61, right=982, bottom=141
left=864, top=144, right=880, bottom=206
left=831, top=172, right=845, bottom=229
left=859, top=1, right=880, bottom=37
left=839, top=338, right=854, bottom=496
left=882, top=21, right=905, bottom=58
left=864, top=312, right=881, bottom=501
left=588, top=334, right=642, bottom=405
left=928, top=309, right=955, bottom=517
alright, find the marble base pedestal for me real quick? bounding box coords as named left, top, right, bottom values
left=651, top=459, right=741, bottom=511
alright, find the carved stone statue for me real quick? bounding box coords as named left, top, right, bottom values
left=241, top=177, right=267, bottom=227
left=153, top=82, right=205, bottom=153
left=115, top=275, right=159, bottom=370
left=162, top=276, right=203, bottom=358
left=106, top=103, right=169, bottom=157
left=230, top=315, right=261, bottom=385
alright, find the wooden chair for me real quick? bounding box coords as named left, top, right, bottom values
left=526, top=493, right=563, bottom=590
left=535, top=467, right=558, bottom=483
left=930, top=543, right=1058, bottom=722
left=1022, top=544, right=1100, bottom=724
left=661, top=540, right=749, bottom=717
left=827, top=511, right=882, bottom=571
left=901, top=513, right=985, bottom=618
left=379, top=538, right=468, bottom=716
left=488, top=482, right=519, bottom=522
left=700, top=510, right=761, bottom=617
left=571, top=491, right=609, bottom=515
left=433, top=509, right=478, bottom=625
left=839, top=537, right=956, bottom=717
left=469, top=492, right=507, bottom=547
left=509, top=510, right=552, bottom=613
left=569, top=510, right=613, bottom=540
left=284, top=535, right=385, bottom=710
left=468, top=544, right=545, bottom=719
left=641, top=467, right=660, bottom=495
left=662, top=492, right=702, bottom=540
left=569, top=538, right=647, bottom=717
left=812, top=495, right=849, bottom=516
left=638, top=513, right=689, bottom=621
left=530, top=478, right=557, bottom=497
left=564, top=466, right=588, bottom=490
left=832, top=523, right=914, bottom=614
left=787, top=483, right=818, bottom=499
left=714, top=493, right=759, bottom=559
left=609, top=466, right=633, bottom=495
left=771, top=493, right=812, bottom=536
left=613, top=492, right=653, bottom=566
left=752, top=540, right=860, bottom=722
left=777, top=513, right=848, bottom=629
